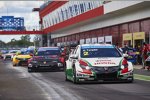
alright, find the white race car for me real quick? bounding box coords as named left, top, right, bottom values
left=65, top=44, right=134, bottom=83
left=3, top=50, right=19, bottom=60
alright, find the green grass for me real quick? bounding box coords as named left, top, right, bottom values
left=134, top=74, right=150, bottom=82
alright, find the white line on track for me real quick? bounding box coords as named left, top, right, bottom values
left=7, top=63, right=80, bottom=100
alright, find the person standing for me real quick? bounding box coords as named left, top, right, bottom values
left=141, top=42, right=149, bottom=69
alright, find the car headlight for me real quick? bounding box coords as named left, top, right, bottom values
left=120, top=65, right=125, bottom=69
left=57, top=63, right=63, bottom=67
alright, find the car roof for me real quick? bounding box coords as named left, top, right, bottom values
left=80, top=44, right=115, bottom=47
left=38, top=47, right=60, bottom=51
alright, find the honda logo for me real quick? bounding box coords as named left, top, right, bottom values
left=104, top=67, right=108, bottom=71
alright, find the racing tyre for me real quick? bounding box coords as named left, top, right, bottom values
left=65, top=73, right=69, bottom=81
left=73, top=67, right=78, bottom=84
left=127, top=77, right=134, bottom=83
left=28, top=68, right=33, bottom=73
left=13, top=63, right=16, bottom=66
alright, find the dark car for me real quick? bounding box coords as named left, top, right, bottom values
left=28, top=47, right=64, bottom=72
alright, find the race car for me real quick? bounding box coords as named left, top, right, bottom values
left=3, top=50, right=19, bottom=60
left=12, top=50, right=33, bottom=66
left=65, top=44, right=134, bottom=83
left=28, top=47, right=64, bottom=72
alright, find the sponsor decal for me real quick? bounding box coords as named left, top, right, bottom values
left=94, top=60, right=115, bottom=65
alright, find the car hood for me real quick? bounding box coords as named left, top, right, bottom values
left=3, top=53, right=14, bottom=55
left=33, top=55, right=59, bottom=61
left=16, top=55, right=32, bottom=59
left=81, top=57, right=123, bottom=67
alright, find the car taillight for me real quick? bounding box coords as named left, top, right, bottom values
left=79, top=60, right=88, bottom=66
left=121, top=59, right=128, bottom=74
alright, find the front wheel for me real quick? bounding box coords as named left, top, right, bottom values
left=127, top=77, right=134, bottom=83
left=73, top=67, right=78, bottom=84
left=13, top=62, right=16, bottom=66
left=28, top=68, right=33, bottom=73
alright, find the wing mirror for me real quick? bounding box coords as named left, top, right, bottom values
left=70, top=55, right=78, bottom=59
left=123, top=54, right=128, bottom=58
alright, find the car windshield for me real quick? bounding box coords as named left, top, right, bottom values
left=20, top=51, right=30, bottom=55
left=9, top=50, right=18, bottom=53
left=81, top=46, right=122, bottom=58
left=37, top=50, right=60, bottom=56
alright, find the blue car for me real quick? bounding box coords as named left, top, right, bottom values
left=120, top=47, right=138, bottom=64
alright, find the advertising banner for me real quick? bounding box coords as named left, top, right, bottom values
left=98, top=37, right=104, bottom=43
left=80, top=39, right=85, bottom=44
left=92, top=37, right=97, bottom=43
left=105, top=36, right=112, bottom=44
left=86, top=38, right=91, bottom=44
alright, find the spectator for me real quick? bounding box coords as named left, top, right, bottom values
left=123, top=44, right=129, bottom=54
left=141, top=42, right=149, bottom=69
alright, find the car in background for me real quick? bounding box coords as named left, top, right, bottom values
left=0, top=50, right=2, bottom=58
left=1, top=50, right=9, bottom=59
left=28, top=47, right=64, bottom=72
left=119, top=47, right=139, bottom=64
left=3, top=50, right=19, bottom=60
left=65, top=44, right=134, bottom=83
left=12, top=50, right=33, bottom=66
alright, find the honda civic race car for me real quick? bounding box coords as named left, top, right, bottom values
left=65, top=44, right=134, bottom=83
left=28, top=47, right=64, bottom=72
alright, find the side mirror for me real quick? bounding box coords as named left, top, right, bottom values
left=70, top=55, right=78, bottom=59
left=123, top=54, right=128, bottom=58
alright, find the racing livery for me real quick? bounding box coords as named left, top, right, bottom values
left=12, top=51, right=32, bottom=66
left=3, top=50, right=19, bottom=60
left=28, top=47, right=64, bottom=72
left=65, top=44, right=134, bottom=83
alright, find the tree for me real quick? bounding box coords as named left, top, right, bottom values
left=21, top=35, right=31, bottom=42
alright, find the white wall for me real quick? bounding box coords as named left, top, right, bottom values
left=104, top=1, right=143, bottom=14
left=51, top=1, right=150, bottom=39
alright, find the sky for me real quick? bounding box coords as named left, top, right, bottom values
left=0, top=1, right=44, bottom=43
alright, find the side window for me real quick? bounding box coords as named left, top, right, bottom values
left=73, top=46, right=79, bottom=55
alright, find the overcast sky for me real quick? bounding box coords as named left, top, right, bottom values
left=0, top=1, right=44, bottom=43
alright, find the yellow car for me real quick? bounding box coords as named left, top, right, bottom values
left=12, top=51, right=33, bottom=66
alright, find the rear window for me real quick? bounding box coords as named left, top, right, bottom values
left=37, top=48, right=60, bottom=56
left=81, top=46, right=122, bottom=58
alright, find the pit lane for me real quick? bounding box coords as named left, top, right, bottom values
left=0, top=60, right=150, bottom=100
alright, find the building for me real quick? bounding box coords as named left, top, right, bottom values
left=38, top=1, right=150, bottom=48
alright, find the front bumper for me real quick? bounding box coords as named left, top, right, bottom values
left=28, top=61, right=64, bottom=69
left=75, top=67, right=133, bottom=82
left=16, top=58, right=30, bottom=66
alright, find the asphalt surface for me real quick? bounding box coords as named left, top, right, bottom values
left=0, top=60, right=150, bottom=100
